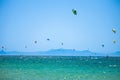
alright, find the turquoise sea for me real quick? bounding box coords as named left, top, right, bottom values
left=0, top=55, right=120, bottom=80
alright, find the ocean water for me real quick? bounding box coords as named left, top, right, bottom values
left=0, top=55, right=120, bottom=80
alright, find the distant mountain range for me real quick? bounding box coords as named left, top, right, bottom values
left=0, top=49, right=120, bottom=56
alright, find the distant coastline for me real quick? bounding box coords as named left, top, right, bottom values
left=0, top=49, right=120, bottom=56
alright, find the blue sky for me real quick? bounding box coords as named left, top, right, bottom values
left=0, top=0, right=120, bottom=53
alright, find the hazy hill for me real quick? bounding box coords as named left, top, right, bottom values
left=0, top=49, right=120, bottom=56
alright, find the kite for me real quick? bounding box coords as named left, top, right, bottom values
left=61, top=42, right=63, bottom=46
left=112, top=28, right=116, bottom=34
left=34, top=41, right=37, bottom=44
left=101, top=44, right=104, bottom=47
left=47, top=38, right=50, bottom=41
left=25, top=45, right=27, bottom=48
left=113, top=40, right=116, bottom=44
left=2, top=46, right=4, bottom=49
left=72, top=9, right=77, bottom=15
